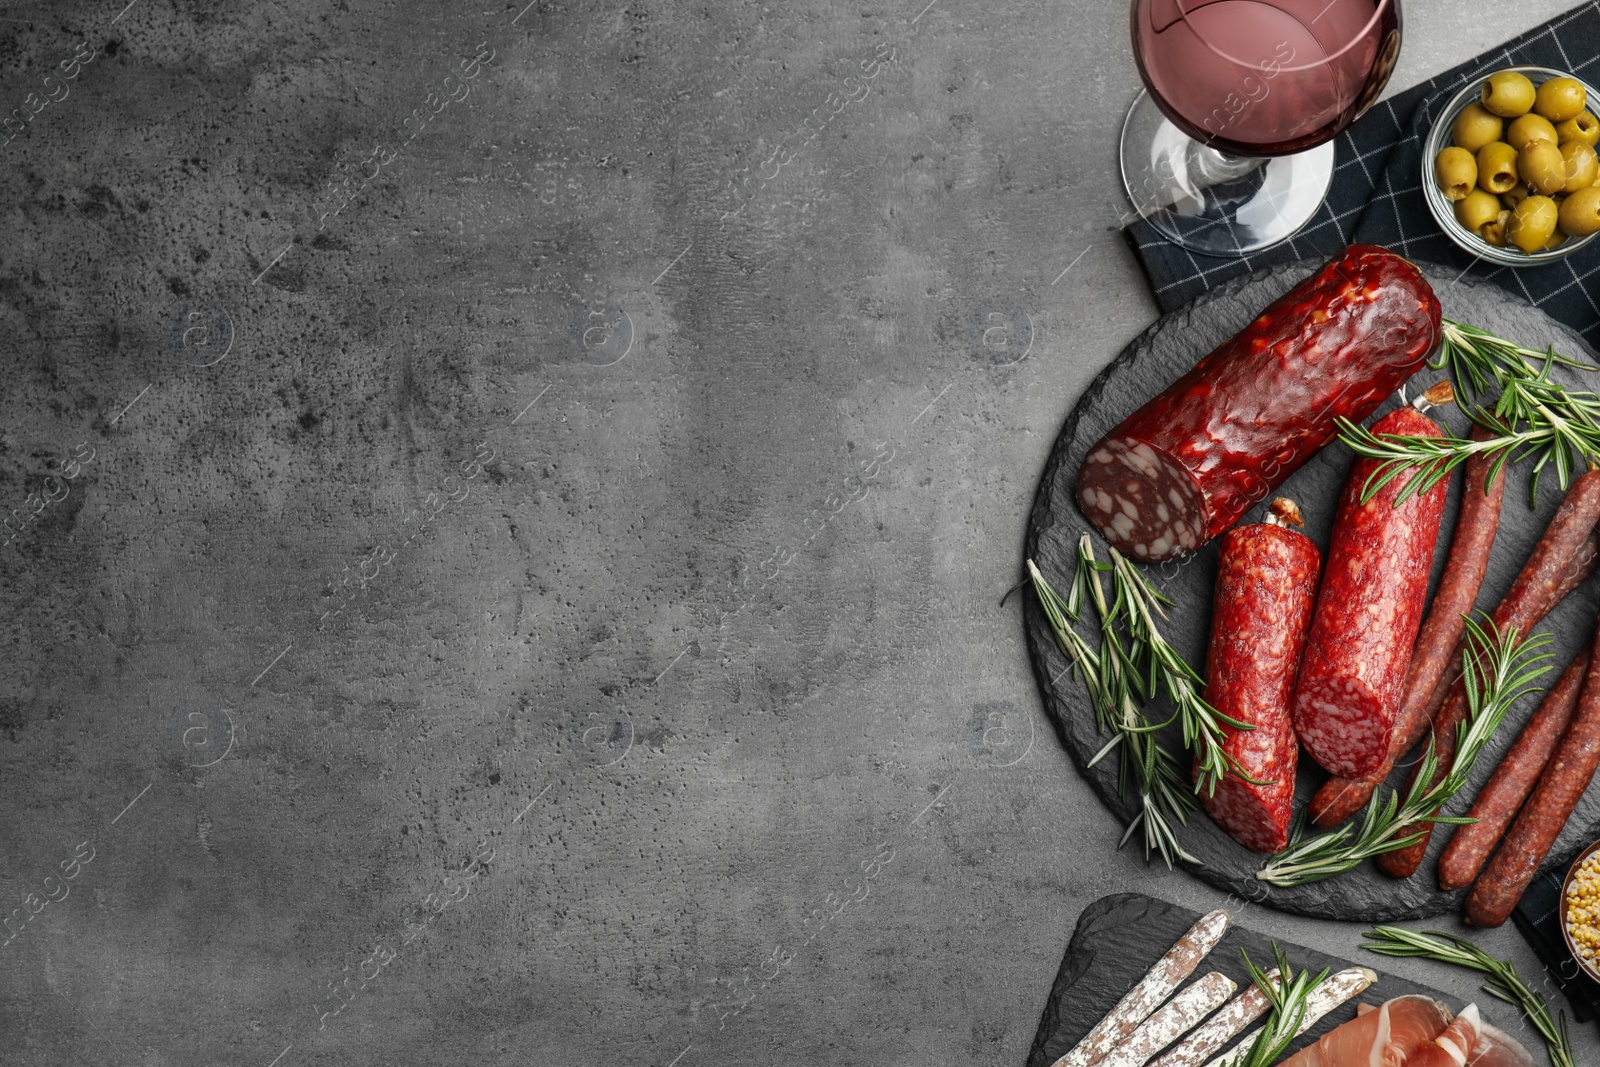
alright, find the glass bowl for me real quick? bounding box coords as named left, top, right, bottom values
left=1421, top=65, right=1600, bottom=266
left=1560, top=838, right=1600, bottom=982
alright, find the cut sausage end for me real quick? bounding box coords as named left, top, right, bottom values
left=1078, top=438, right=1208, bottom=563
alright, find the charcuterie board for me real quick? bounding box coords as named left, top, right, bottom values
left=1024, top=262, right=1600, bottom=920
left=1026, top=893, right=1458, bottom=1067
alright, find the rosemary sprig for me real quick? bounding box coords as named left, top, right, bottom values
left=1219, top=946, right=1329, bottom=1067
left=1257, top=617, right=1551, bottom=887
left=1362, top=926, right=1575, bottom=1067
left=1029, top=553, right=1198, bottom=868
left=1028, top=537, right=1257, bottom=867
left=1336, top=319, right=1600, bottom=507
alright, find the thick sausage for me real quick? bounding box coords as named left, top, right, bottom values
left=1310, top=425, right=1505, bottom=828
left=1292, top=404, right=1449, bottom=779
left=1197, top=499, right=1320, bottom=852
left=1076, top=246, right=1440, bottom=562
left=1438, top=646, right=1592, bottom=891
left=1052, top=910, right=1231, bottom=1067
left=1378, top=470, right=1600, bottom=879
left=1467, top=623, right=1600, bottom=927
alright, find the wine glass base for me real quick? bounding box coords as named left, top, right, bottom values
left=1119, top=90, right=1334, bottom=257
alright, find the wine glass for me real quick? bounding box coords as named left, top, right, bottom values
left=1123, top=0, right=1402, bottom=255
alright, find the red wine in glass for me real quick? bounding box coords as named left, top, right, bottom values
left=1122, top=0, right=1401, bottom=253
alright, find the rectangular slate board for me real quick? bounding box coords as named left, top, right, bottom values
left=1027, top=894, right=1461, bottom=1067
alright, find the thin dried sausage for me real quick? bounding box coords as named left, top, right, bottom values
left=1467, top=622, right=1600, bottom=926
left=1378, top=469, right=1600, bottom=879
left=1076, top=246, right=1440, bottom=562
left=1438, top=645, right=1591, bottom=891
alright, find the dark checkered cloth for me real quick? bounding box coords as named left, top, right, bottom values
left=1129, top=2, right=1600, bottom=351
left=1130, top=4, right=1600, bottom=1022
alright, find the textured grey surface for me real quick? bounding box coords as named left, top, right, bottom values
left=0, top=0, right=1596, bottom=1064
left=1026, top=262, right=1600, bottom=921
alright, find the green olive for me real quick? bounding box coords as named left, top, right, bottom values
left=1453, top=103, right=1504, bottom=153
left=1456, top=188, right=1502, bottom=233
left=1502, top=183, right=1531, bottom=210
left=1519, top=140, right=1567, bottom=195
left=1557, top=110, right=1600, bottom=147
left=1481, top=209, right=1511, bottom=246
left=1507, top=112, right=1558, bottom=150
left=1476, top=141, right=1519, bottom=192
left=1563, top=140, right=1600, bottom=192
left=1509, top=195, right=1560, bottom=252
left=1434, top=146, right=1478, bottom=200
left=1536, top=77, right=1588, bottom=122
left=1544, top=230, right=1569, bottom=251
left=1482, top=71, right=1536, bottom=117
left=1558, top=185, right=1600, bottom=236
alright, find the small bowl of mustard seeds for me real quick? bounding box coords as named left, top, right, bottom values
left=1560, top=840, right=1600, bottom=981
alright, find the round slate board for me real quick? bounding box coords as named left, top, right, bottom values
left=1024, top=261, right=1600, bottom=921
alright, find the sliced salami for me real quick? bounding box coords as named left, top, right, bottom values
left=1076, top=246, right=1440, bottom=562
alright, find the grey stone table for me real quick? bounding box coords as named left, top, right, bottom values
left=0, top=0, right=1592, bottom=1064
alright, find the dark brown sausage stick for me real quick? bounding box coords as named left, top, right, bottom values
left=1467, top=622, right=1600, bottom=926
left=1438, top=644, right=1592, bottom=891
left=1377, top=470, right=1600, bottom=879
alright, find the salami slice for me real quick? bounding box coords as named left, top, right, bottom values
left=1292, top=403, right=1449, bottom=779
left=1051, top=910, right=1231, bottom=1067
left=1379, top=469, right=1600, bottom=880
left=1467, top=623, right=1600, bottom=927
left=1309, top=425, right=1505, bottom=828
left=1076, top=245, right=1440, bottom=562
left=1198, top=499, right=1320, bottom=852
left=1438, top=646, right=1591, bottom=891
left=1097, top=972, right=1237, bottom=1067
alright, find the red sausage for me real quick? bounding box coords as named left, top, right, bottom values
left=1292, top=404, right=1449, bottom=779
left=1438, top=645, right=1591, bottom=891
left=1310, top=426, right=1506, bottom=828
left=1467, top=623, right=1600, bottom=927
left=1378, top=471, right=1600, bottom=879
left=1076, top=246, right=1440, bottom=562
left=1196, top=498, right=1321, bottom=853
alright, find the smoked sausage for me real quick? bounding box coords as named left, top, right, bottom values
left=1198, top=498, right=1319, bottom=852
left=1438, top=645, right=1591, bottom=891
left=1309, top=424, right=1505, bottom=828
left=1378, top=469, right=1600, bottom=879
left=1467, top=623, right=1600, bottom=927
left=1076, top=246, right=1440, bottom=562
left=1293, top=403, right=1449, bottom=779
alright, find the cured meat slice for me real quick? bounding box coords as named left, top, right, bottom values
left=1273, top=994, right=1452, bottom=1067
left=1292, top=403, right=1449, bottom=778
left=1197, top=499, right=1320, bottom=852
left=1076, top=245, right=1440, bottom=562
left=1407, top=1003, right=1481, bottom=1067
left=1051, top=910, right=1231, bottom=1067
